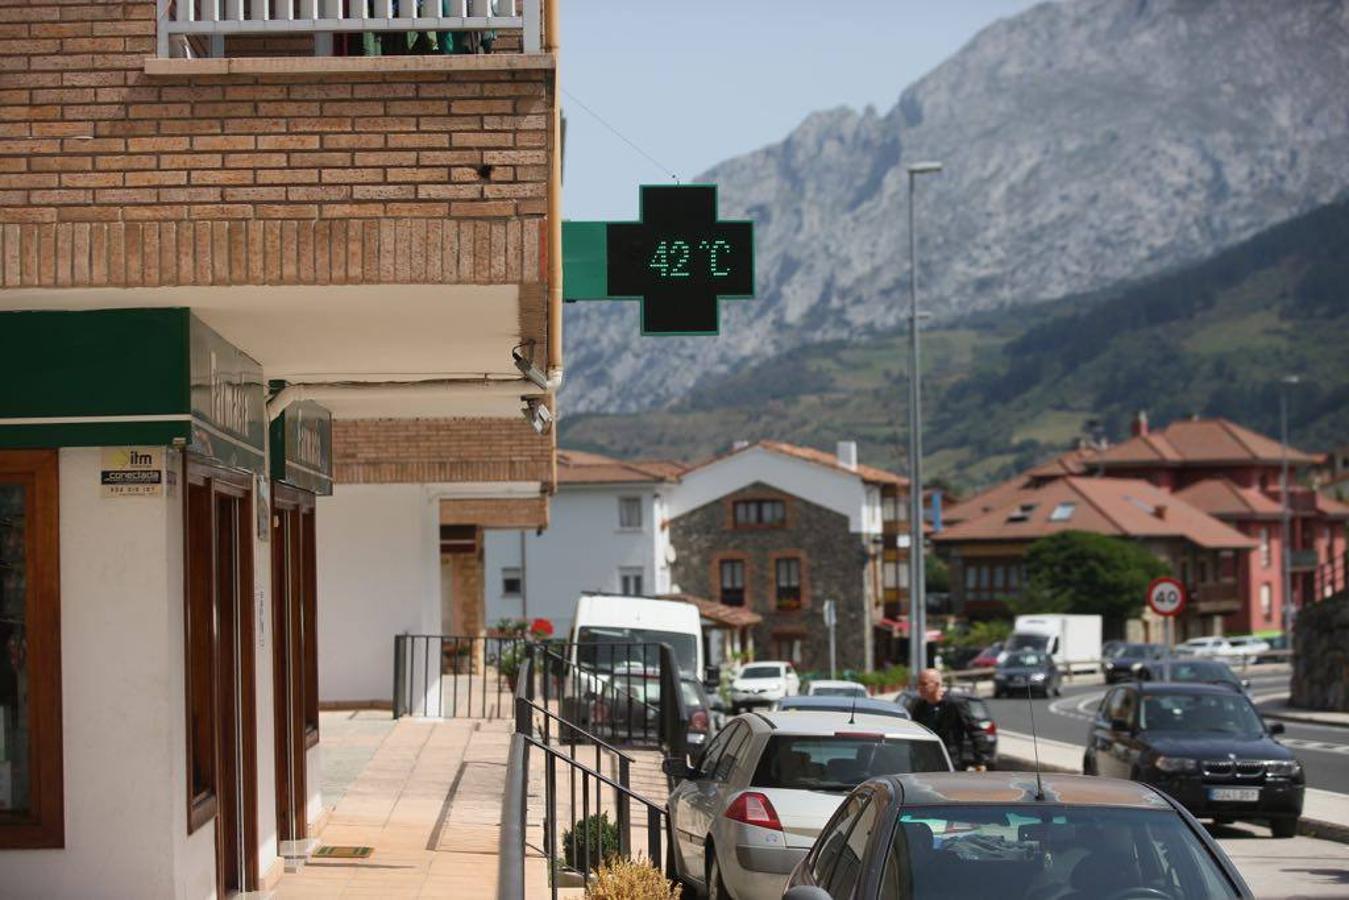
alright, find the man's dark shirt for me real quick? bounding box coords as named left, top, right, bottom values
left=909, top=696, right=971, bottom=766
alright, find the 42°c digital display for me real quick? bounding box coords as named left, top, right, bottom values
left=647, top=238, right=735, bottom=279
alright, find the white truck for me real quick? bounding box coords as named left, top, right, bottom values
left=1005, top=614, right=1103, bottom=673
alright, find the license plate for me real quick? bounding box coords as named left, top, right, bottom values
left=1208, top=787, right=1259, bottom=802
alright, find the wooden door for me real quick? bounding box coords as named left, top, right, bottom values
left=271, top=487, right=316, bottom=848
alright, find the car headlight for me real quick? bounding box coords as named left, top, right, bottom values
left=1266, top=760, right=1302, bottom=777
left=1154, top=756, right=1199, bottom=773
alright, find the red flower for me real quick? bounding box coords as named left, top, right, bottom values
left=529, top=617, right=554, bottom=638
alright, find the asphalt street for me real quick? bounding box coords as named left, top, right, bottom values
left=984, top=671, right=1349, bottom=795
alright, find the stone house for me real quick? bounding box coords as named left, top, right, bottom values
left=664, top=441, right=907, bottom=675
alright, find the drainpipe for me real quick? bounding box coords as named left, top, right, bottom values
left=545, top=0, right=563, bottom=380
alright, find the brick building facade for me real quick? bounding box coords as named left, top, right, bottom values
left=0, top=2, right=561, bottom=894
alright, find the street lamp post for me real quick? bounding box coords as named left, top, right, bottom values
left=906, top=161, right=942, bottom=675
left=1279, top=375, right=1300, bottom=646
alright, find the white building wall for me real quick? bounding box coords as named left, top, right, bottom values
left=667, top=448, right=869, bottom=532
left=1, top=449, right=219, bottom=898
left=483, top=484, right=667, bottom=639
left=316, top=483, right=440, bottom=705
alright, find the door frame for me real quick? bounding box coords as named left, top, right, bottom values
left=271, top=483, right=316, bottom=849
left=184, top=461, right=259, bottom=896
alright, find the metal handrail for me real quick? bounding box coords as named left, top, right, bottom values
left=516, top=695, right=636, bottom=764
left=497, top=733, right=528, bottom=900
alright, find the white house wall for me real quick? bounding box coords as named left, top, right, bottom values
left=1, top=449, right=221, bottom=898
left=316, top=483, right=441, bottom=705
left=667, top=448, right=871, bottom=532
left=484, top=484, right=669, bottom=639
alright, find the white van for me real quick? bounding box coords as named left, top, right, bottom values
left=568, top=592, right=704, bottom=679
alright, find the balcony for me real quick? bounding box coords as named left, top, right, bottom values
left=1192, top=581, right=1241, bottom=616
left=157, top=0, right=541, bottom=58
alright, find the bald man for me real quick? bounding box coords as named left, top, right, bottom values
left=908, top=668, right=985, bottom=771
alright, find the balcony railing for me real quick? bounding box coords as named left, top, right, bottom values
left=157, top=0, right=541, bottom=58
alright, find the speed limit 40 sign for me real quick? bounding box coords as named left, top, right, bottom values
left=1147, top=577, right=1187, bottom=617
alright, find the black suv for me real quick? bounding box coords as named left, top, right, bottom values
left=1084, top=682, right=1303, bottom=837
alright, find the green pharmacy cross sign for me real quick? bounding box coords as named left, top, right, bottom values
left=563, top=184, right=755, bottom=335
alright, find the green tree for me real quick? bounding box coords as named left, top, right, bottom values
left=1014, top=531, right=1169, bottom=634
left=925, top=552, right=951, bottom=593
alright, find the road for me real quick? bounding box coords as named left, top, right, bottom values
left=985, top=670, right=1349, bottom=795
left=981, top=671, right=1349, bottom=897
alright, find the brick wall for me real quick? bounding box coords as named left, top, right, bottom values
left=0, top=0, right=553, bottom=294
left=333, top=416, right=553, bottom=485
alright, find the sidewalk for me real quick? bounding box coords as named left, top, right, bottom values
left=996, top=728, right=1349, bottom=844
left=1255, top=697, right=1349, bottom=730
left=275, top=713, right=570, bottom=899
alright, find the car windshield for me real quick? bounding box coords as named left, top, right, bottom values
left=814, top=685, right=867, bottom=697
left=751, top=735, right=948, bottom=792
left=740, top=665, right=783, bottom=679
left=883, top=805, right=1238, bottom=899
left=575, top=626, right=698, bottom=676
left=1162, top=662, right=1236, bottom=684
left=1120, top=643, right=1163, bottom=658
left=1004, top=634, right=1049, bottom=652
left=1001, top=651, right=1048, bottom=667
left=1140, top=692, right=1264, bottom=735
left=679, top=679, right=705, bottom=709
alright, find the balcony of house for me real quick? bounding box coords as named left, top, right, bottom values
left=155, top=0, right=542, bottom=60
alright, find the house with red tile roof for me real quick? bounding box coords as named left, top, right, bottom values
left=939, top=413, right=1348, bottom=638
left=935, top=476, right=1256, bottom=640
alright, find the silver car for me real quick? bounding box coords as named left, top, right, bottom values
left=664, top=710, right=951, bottom=900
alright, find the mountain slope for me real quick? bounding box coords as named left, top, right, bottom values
left=563, top=0, right=1349, bottom=413
left=559, top=198, right=1349, bottom=492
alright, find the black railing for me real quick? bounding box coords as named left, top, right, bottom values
left=498, top=642, right=689, bottom=899
left=392, top=634, right=527, bottom=719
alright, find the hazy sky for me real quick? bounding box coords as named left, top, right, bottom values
left=560, top=1, right=1045, bottom=220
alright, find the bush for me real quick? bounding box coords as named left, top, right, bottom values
left=586, top=857, right=682, bottom=900
left=563, top=813, right=620, bottom=873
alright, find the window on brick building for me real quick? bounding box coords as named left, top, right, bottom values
left=775, top=557, right=802, bottom=610
left=719, top=559, right=745, bottom=607
left=1260, top=528, right=1271, bottom=568
left=501, top=567, right=522, bottom=597
left=733, top=499, right=786, bottom=527
left=1260, top=584, right=1273, bottom=620
left=965, top=566, right=977, bottom=590
left=618, top=497, right=642, bottom=530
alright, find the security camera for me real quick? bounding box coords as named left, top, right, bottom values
left=512, top=343, right=549, bottom=391
left=522, top=397, right=553, bottom=435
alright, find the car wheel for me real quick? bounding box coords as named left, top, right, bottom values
left=993, top=688, right=1002, bottom=699
left=707, top=843, right=732, bottom=900
left=1271, top=818, right=1299, bottom=839
left=1083, top=753, right=1096, bottom=776
left=1053, top=683, right=1063, bottom=697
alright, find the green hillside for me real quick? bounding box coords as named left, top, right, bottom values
left=560, top=200, right=1349, bottom=494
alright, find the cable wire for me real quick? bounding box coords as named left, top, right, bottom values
left=562, top=87, right=680, bottom=183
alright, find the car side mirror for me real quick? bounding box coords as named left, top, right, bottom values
left=783, top=887, right=832, bottom=900
left=1241, top=679, right=1251, bottom=690
left=1269, top=722, right=1285, bottom=735
left=662, top=756, right=698, bottom=781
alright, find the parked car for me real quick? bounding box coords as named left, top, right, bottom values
left=895, top=689, right=998, bottom=770
left=1101, top=638, right=1126, bottom=659
left=1227, top=635, right=1272, bottom=660
left=773, top=695, right=910, bottom=720
left=1083, top=682, right=1304, bottom=838
left=992, top=649, right=1061, bottom=698
left=1256, top=633, right=1290, bottom=663
left=781, top=771, right=1253, bottom=899
left=804, top=679, right=868, bottom=699
left=682, top=676, right=716, bottom=756
left=1103, top=642, right=1170, bottom=683
left=663, top=711, right=950, bottom=899
left=1133, top=658, right=1249, bottom=693
left=968, top=642, right=1003, bottom=669
left=1175, top=636, right=1245, bottom=659
left=729, top=661, right=800, bottom=713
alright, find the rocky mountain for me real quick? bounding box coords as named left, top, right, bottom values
left=562, top=0, right=1349, bottom=414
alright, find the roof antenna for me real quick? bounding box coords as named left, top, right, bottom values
left=848, top=697, right=857, bottom=725
left=1026, top=679, right=1046, bottom=801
